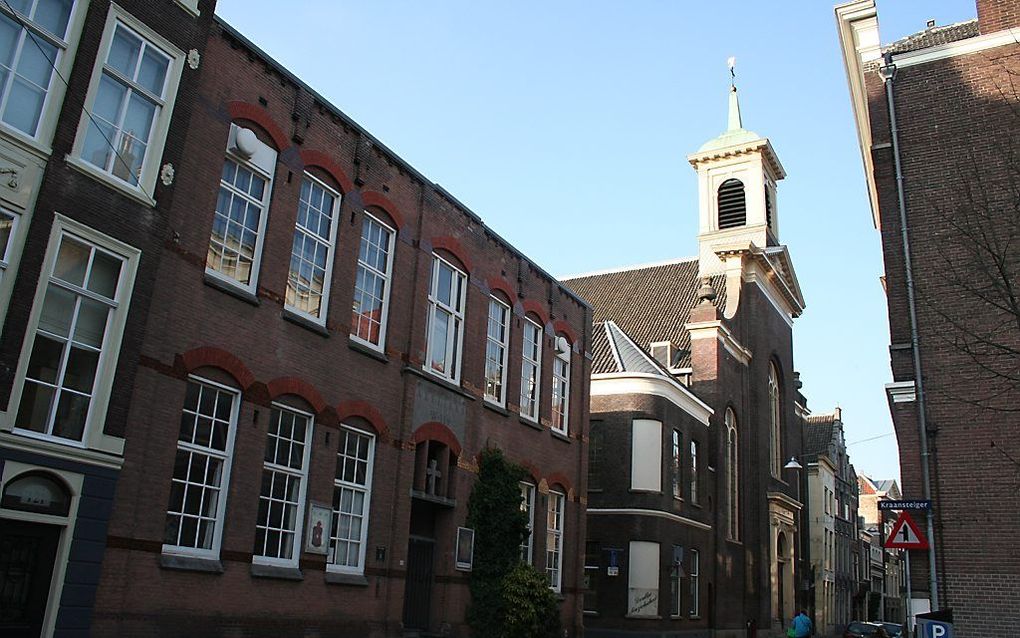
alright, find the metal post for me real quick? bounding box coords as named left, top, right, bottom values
left=905, top=550, right=912, bottom=632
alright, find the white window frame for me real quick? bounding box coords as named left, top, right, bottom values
left=284, top=173, right=340, bottom=324
left=66, top=4, right=185, bottom=205
left=350, top=211, right=395, bottom=351
left=650, top=341, right=672, bottom=368
left=0, top=208, right=19, bottom=283
left=0, top=0, right=88, bottom=153
left=519, top=316, right=542, bottom=422
left=484, top=295, right=511, bottom=406
left=672, top=428, right=682, bottom=499
left=424, top=253, right=467, bottom=383
left=551, top=339, right=570, bottom=434
left=327, top=424, right=375, bottom=575
left=205, top=123, right=276, bottom=296
left=690, top=439, right=699, bottom=504
left=252, top=403, right=313, bottom=567
left=2, top=214, right=138, bottom=456
left=162, top=375, right=240, bottom=560
left=519, top=481, right=535, bottom=563
left=546, top=489, right=564, bottom=592
left=689, top=548, right=700, bottom=617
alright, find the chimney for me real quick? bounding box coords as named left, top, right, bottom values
left=976, top=0, right=1020, bottom=34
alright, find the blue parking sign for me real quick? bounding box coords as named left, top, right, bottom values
left=920, top=620, right=953, bottom=638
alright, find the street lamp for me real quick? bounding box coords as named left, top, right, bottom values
left=784, top=457, right=804, bottom=471
left=784, top=456, right=807, bottom=620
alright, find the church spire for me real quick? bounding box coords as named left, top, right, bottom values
left=727, top=57, right=742, bottom=131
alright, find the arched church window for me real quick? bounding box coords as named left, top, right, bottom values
left=717, top=178, right=746, bottom=229
left=769, top=362, right=782, bottom=477
left=725, top=409, right=739, bottom=540
left=1, top=471, right=71, bottom=516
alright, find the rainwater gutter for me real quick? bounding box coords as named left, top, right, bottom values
left=878, top=52, right=940, bottom=611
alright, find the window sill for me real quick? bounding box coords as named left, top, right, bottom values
left=160, top=553, right=224, bottom=573
left=204, top=272, right=260, bottom=306
left=626, top=614, right=661, bottom=620
left=482, top=400, right=509, bottom=417
left=402, top=365, right=476, bottom=401
left=689, top=615, right=701, bottom=620
left=349, top=338, right=389, bottom=363
left=283, top=308, right=330, bottom=337
left=519, top=416, right=543, bottom=431
left=583, top=611, right=599, bottom=617
left=550, top=429, right=571, bottom=444
left=65, top=154, right=156, bottom=208
left=325, top=571, right=369, bottom=586
left=251, top=563, right=303, bottom=581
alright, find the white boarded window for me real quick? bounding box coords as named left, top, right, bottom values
left=519, top=482, right=535, bottom=563
left=631, top=419, right=662, bottom=492
left=520, top=316, right=542, bottom=421
left=628, top=540, right=660, bottom=618
left=484, top=296, right=510, bottom=405
left=285, top=175, right=339, bottom=322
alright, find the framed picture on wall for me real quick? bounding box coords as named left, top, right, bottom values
left=455, top=527, right=474, bottom=571
left=305, top=502, right=332, bottom=555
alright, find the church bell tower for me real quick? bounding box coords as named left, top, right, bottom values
left=688, top=65, right=786, bottom=277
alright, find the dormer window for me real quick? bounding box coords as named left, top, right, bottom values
left=717, top=178, right=746, bottom=229
left=650, top=341, right=672, bottom=368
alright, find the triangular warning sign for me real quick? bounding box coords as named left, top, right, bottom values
left=884, top=510, right=929, bottom=550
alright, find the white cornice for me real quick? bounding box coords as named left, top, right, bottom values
left=687, top=138, right=786, bottom=181
left=685, top=319, right=752, bottom=366
left=768, top=490, right=803, bottom=512
left=891, top=26, right=1020, bottom=68
left=885, top=380, right=916, bottom=403
left=0, top=431, right=125, bottom=470
left=588, top=507, right=712, bottom=531
left=590, top=373, right=713, bottom=425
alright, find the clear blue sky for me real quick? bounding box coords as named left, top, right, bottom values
left=215, top=0, right=977, bottom=482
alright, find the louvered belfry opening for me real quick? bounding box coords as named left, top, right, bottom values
left=717, top=179, right=746, bottom=229
left=765, top=185, right=773, bottom=230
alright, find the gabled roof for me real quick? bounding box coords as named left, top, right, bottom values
left=884, top=19, right=979, bottom=55
left=562, top=258, right=726, bottom=369
left=804, top=418, right=835, bottom=457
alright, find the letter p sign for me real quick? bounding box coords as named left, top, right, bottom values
left=932, top=627, right=946, bottom=638
left=924, top=621, right=952, bottom=638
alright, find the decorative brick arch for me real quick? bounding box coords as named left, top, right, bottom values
left=545, top=471, right=573, bottom=494
left=521, top=299, right=550, bottom=326
left=336, top=400, right=389, bottom=437
left=429, top=236, right=472, bottom=274
left=361, top=191, right=405, bottom=231
left=552, top=320, right=578, bottom=346
left=266, top=377, right=326, bottom=413
left=518, top=460, right=542, bottom=484
left=227, top=101, right=289, bottom=151
left=299, top=150, right=354, bottom=194
left=179, top=346, right=256, bottom=390
left=411, top=422, right=462, bottom=457
left=486, top=276, right=516, bottom=303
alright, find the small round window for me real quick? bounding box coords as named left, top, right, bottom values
left=1, top=471, right=72, bottom=516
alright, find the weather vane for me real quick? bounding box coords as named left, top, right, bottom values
left=728, top=56, right=736, bottom=87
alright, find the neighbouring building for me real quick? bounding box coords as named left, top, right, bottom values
left=564, top=75, right=808, bottom=638
left=0, top=1, right=214, bottom=635
left=802, top=408, right=860, bottom=635
left=837, top=0, right=1020, bottom=634
left=858, top=475, right=906, bottom=626
left=1, top=1, right=591, bottom=636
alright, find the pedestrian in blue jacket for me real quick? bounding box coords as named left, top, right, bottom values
left=792, top=610, right=813, bottom=637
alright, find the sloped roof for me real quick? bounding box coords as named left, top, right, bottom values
left=592, top=321, right=679, bottom=376
left=562, top=258, right=726, bottom=369
left=884, top=19, right=979, bottom=55
left=804, top=419, right=835, bottom=457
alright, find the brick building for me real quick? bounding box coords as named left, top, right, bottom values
left=0, top=0, right=213, bottom=635
left=1, top=1, right=590, bottom=636
left=564, top=79, right=808, bottom=637
left=837, top=0, right=1020, bottom=634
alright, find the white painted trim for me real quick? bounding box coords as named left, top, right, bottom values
left=885, top=380, right=916, bottom=403
left=2, top=214, right=138, bottom=456
left=326, top=425, right=376, bottom=576
left=519, top=314, right=543, bottom=422
left=350, top=212, right=395, bottom=352
left=685, top=319, right=753, bottom=366
left=423, top=254, right=468, bottom=385
left=745, top=270, right=796, bottom=328
left=67, top=3, right=185, bottom=200
left=483, top=295, right=511, bottom=407
left=603, top=323, right=624, bottom=372
left=591, top=373, right=713, bottom=425
left=0, top=432, right=124, bottom=470
left=283, top=173, right=341, bottom=326
left=587, top=507, right=712, bottom=531
left=559, top=255, right=696, bottom=281
left=892, top=26, right=1020, bottom=68
left=0, top=460, right=85, bottom=638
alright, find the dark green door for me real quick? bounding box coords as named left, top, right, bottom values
left=0, top=520, right=61, bottom=638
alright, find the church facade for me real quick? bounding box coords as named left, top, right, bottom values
left=564, top=81, right=809, bottom=637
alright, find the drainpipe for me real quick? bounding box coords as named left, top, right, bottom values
left=878, top=53, right=939, bottom=612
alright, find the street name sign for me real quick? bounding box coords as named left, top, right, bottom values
left=884, top=510, right=929, bottom=550
left=878, top=499, right=931, bottom=511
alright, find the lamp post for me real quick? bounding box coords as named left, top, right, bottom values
left=784, top=457, right=806, bottom=621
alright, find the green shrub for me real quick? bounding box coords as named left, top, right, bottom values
left=501, top=562, right=562, bottom=638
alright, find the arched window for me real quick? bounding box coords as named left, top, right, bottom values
left=769, top=362, right=781, bottom=477
left=1, top=471, right=71, bottom=516
left=725, top=408, right=739, bottom=540
left=717, top=178, right=746, bottom=229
